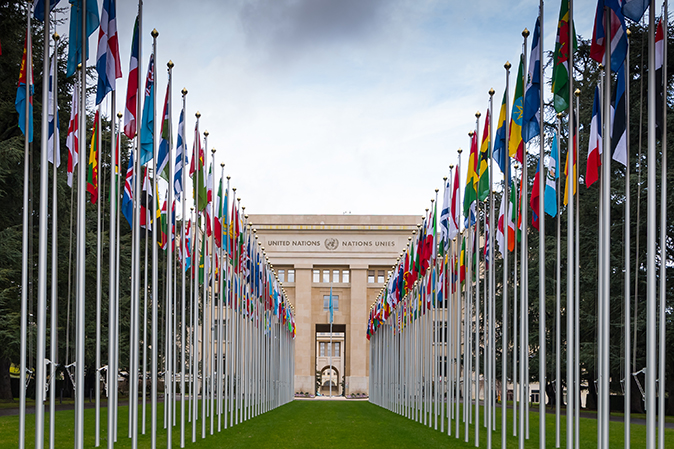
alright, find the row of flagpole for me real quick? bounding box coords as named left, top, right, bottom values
left=368, top=0, right=668, bottom=448
left=16, top=1, right=297, bottom=448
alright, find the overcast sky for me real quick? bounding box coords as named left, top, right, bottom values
left=61, top=0, right=606, bottom=216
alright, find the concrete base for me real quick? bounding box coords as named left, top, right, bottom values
left=295, top=375, right=315, bottom=394
left=346, top=376, right=368, bottom=395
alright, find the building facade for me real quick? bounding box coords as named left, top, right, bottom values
left=248, top=214, right=418, bottom=396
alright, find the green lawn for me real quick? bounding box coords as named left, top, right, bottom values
left=1, top=400, right=673, bottom=448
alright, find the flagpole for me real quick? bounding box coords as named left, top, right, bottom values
left=502, top=60, right=511, bottom=449
left=487, top=88, right=495, bottom=449
left=218, top=163, right=226, bottom=432
left=47, top=30, right=59, bottom=449
left=537, top=3, right=546, bottom=447
left=201, top=130, right=210, bottom=439
left=180, top=87, right=188, bottom=448
left=555, top=113, right=562, bottom=448
left=18, top=5, right=32, bottom=448
left=33, top=0, right=53, bottom=445
left=166, top=59, right=175, bottom=449
left=210, top=148, right=217, bottom=434
left=191, top=112, right=200, bottom=443
left=473, top=113, right=481, bottom=448
left=623, top=28, right=632, bottom=449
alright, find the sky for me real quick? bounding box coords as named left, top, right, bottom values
left=56, top=0, right=609, bottom=217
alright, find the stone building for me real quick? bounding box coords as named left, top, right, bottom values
left=248, top=214, right=418, bottom=396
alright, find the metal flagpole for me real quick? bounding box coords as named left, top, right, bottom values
left=35, top=0, right=51, bottom=444
left=150, top=28, right=159, bottom=449
left=202, top=131, right=210, bottom=439
left=487, top=88, right=495, bottom=449
left=192, top=111, right=200, bottom=443
left=537, top=2, right=546, bottom=447
left=624, top=28, right=632, bottom=449
left=210, top=148, right=217, bottom=434
left=474, top=113, right=481, bottom=447
left=555, top=113, right=562, bottom=448
left=218, top=164, right=225, bottom=432
left=49, top=31, right=60, bottom=449
left=179, top=87, right=188, bottom=448
left=166, top=59, right=175, bottom=449
left=95, top=105, right=102, bottom=448
left=502, top=60, right=512, bottom=449
left=19, top=6, right=32, bottom=448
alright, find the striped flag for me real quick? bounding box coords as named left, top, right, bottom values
left=122, top=150, right=134, bottom=227
left=463, top=130, right=478, bottom=218
left=590, top=0, right=628, bottom=73
left=15, top=33, right=33, bottom=142
left=95, top=0, right=122, bottom=104
left=586, top=86, right=602, bottom=187
left=66, top=81, right=79, bottom=187
left=174, top=109, right=187, bottom=200
left=156, top=83, right=170, bottom=177
left=552, top=0, right=575, bottom=112
left=66, top=0, right=100, bottom=78
left=47, top=52, right=60, bottom=167
left=477, top=108, right=490, bottom=201
left=87, top=110, right=99, bottom=203
left=544, top=131, right=559, bottom=217
left=508, top=55, right=525, bottom=163
left=522, top=16, right=541, bottom=143
left=493, top=91, right=509, bottom=179
left=139, top=54, right=155, bottom=166
left=611, top=63, right=627, bottom=166
left=123, top=16, right=139, bottom=139
left=448, top=164, right=460, bottom=240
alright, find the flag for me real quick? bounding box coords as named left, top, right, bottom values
left=183, top=219, right=192, bottom=271
left=95, top=0, right=121, bottom=105
left=139, top=54, right=155, bottom=166
left=530, top=159, right=541, bottom=230
left=586, top=85, right=603, bottom=187
left=590, top=0, right=628, bottom=73
left=622, top=0, right=649, bottom=21
left=477, top=108, right=491, bottom=201
left=87, top=110, right=99, bottom=203
left=122, top=150, right=134, bottom=227
left=509, top=55, right=525, bottom=163
left=191, top=123, right=207, bottom=211
left=611, top=62, right=627, bottom=166
left=156, top=83, right=170, bottom=178
left=329, top=285, right=334, bottom=324
left=159, top=196, right=168, bottom=250
left=66, top=0, right=100, bottom=78
left=544, top=131, right=560, bottom=217
left=522, top=17, right=541, bottom=143
left=47, top=52, right=60, bottom=167
left=15, top=33, right=33, bottom=142
left=214, top=175, right=223, bottom=248
left=33, top=0, right=61, bottom=21
left=123, top=16, right=139, bottom=139
left=496, top=191, right=506, bottom=257
left=493, top=91, right=509, bottom=178
left=439, top=175, right=451, bottom=253
left=563, top=120, right=578, bottom=206
left=655, top=18, right=665, bottom=140
left=205, top=163, right=214, bottom=236
left=552, top=0, right=575, bottom=112
left=459, top=237, right=466, bottom=287
left=174, top=109, right=187, bottom=199
left=507, top=181, right=517, bottom=252
left=463, top=131, right=478, bottom=218
left=66, top=81, right=79, bottom=187
left=449, top=165, right=460, bottom=240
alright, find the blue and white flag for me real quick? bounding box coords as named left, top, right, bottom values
left=139, top=54, right=155, bottom=166
left=174, top=109, right=187, bottom=200
left=522, top=16, right=541, bottom=143
left=544, top=131, right=559, bottom=217
left=95, top=0, right=122, bottom=104
left=47, top=52, right=60, bottom=167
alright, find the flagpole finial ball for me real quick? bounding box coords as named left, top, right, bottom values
left=182, top=88, right=188, bottom=96
left=435, top=189, right=439, bottom=193
left=237, top=198, right=241, bottom=202
left=468, top=131, right=474, bottom=137
left=211, top=148, right=216, bottom=154
left=232, top=187, right=236, bottom=192
left=489, top=88, right=495, bottom=96
left=204, top=130, right=209, bottom=137
left=117, top=112, right=122, bottom=119
left=221, top=163, right=225, bottom=167
left=443, top=177, right=447, bottom=181
left=151, top=29, right=159, bottom=38
left=449, top=164, right=454, bottom=169
left=475, top=111, right=481, bottom=118
left=190, top=207, right=194, bottom=211
left=504, top=61, right=511, bottom=70
left=626, top=29, right=631, bottom=37
left=574, top=89, right=581, bottom=97
left=77, top=63, right=82, bottom=70
left=53, top=32, right=59, bottom=41
left=598, top=63, right=604, bottom=70
left=167, top=60, right=174, bottom=69
left=196, top=111, right=201, bottom=118
left=457, top=148, right=462, bottom=154
left=522, top=28, right=529, bottom=38
left=557, top=112, right=563, bottom=119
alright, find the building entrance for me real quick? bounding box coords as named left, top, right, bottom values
left=316, top=324, right=345, bottom=396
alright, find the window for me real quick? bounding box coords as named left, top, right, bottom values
left=333, top=269, right=340, bottom=283
left=334, top=342, right=340, bottom=357
left=287, top=269, right=295, bottom=283
left=313, top=270, right=320, bottom=283
left=278, top=269, right=285, bottom=283
left=322, top=270, right=330, bottom=283
left=342, top=270, right=350, bottom=283
left=320, top=342, right=325, bottom=357
left=377, top=270, right=385, bottom=283
left=323, top=295, right=339, bottom=312
left=368, top=270, right=375, bottom=283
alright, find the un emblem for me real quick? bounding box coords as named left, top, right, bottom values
left=324, top=238, right=339, bottom=251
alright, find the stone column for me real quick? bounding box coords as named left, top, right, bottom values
left=347, top=266, right=368, bottom=395
left=294, top=266, right=313, bottom=394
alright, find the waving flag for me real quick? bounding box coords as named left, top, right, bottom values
left=122, top=150, right=134, bottom=227
left=123, top=17, right=139, bottom=138
left=590, top=0, right=628, bottom=73
left=477, top=108, right=491, bottom=201
left=655, top=18, right=665, bottom=139
left=139, top=54, right=155, bottom=166
left=552, top=0, right=575, bottom=112
left=448, top=165, right=460, bottom=240
left=191, top=123, right=207, bottom=211
left=66, top=81, right=79, bottom=187
left=522, top=17, right=541, bottom=143
left=496, top=192, right=506, bottom=257
left=463, top=131, right=479, bottom=218
left=33, top=0, right=61, bottom=21
left=87, top=111, right=99, bottom=203
left=156, top=83, right=171, bottom=178
left=493, top=91, right=509, bottom=179
left=545, top=131, right=560, bottom=217
left=15, top=33, right=33, bottom=142
left=95, top=0, right=121, bottom=104
left=66, top=0, right=100, bottom=78
left=586, top=86, right=603, bottom=187
left=174, top=109, right=187, bottom=199
left=439, top=175, right=451, bottom=253
left=47, top=52, right=60, bottom=167
left=508, top=55, right=525, bottom=163
left=622, top=0, right=649, bottom=21
left=611, top=63, right=627, bottom=166
left=530, top=159, right=541, bottom=230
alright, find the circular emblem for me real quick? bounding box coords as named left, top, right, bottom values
left=324, top=238, right=339, bottom=251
